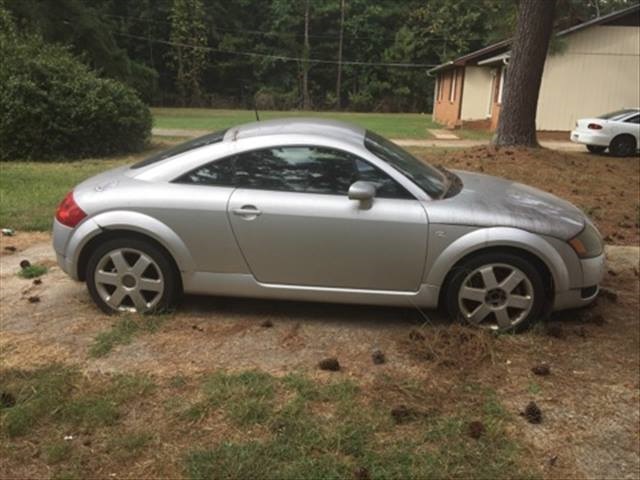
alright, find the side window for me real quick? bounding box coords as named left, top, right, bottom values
left=235, top=146, right=355, bottom=195
left=355, top=159, right=413, bottom=199
left=173, top=146, right=414, bottom=200
left=625, top=115, right=640, bottom=124
left=174, top=156, right=235, bottom=186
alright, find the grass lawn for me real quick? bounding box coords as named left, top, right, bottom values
left=152, top=108, right=493, bottom=140
left=1, top=362, right=534, bottom=479
left=0, top=148, right=162, bottom=231
left=152, top=107, right=453, bottom=139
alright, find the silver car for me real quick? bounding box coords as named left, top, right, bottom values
left=53, top=118, right=605, bottom=331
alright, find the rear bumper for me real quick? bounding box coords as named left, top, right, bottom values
left=553, top=253, right=605, bottom=310
left=570, top=130, right=610, bottom=147
left=52, top=217, right=102, bottom=281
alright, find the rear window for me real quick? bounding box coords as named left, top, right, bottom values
left=131, top=129, right=228, bottom=169
left=598, top=109, right=638, bottom=121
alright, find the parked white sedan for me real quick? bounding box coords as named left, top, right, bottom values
left=570, top=108, right=639, bottom=156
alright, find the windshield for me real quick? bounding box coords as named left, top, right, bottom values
left=131, top=129, right=228, bottom=169
left=364, top=130, right=448, bottom=198
left=598, top=109, right=638, bottom=121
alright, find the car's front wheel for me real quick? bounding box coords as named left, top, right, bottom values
left=586, top=145, right=606, bottom=154
left=609, top=135, right=637, bottom=157
left=444, top=252, right=547, bottom=332
left=86, top=237, right=179, bottom=314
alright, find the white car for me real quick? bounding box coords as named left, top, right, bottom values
left=570, top=108, right=639, bottom=156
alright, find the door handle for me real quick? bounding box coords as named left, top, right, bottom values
left=232, top=205, right=262, bottom=217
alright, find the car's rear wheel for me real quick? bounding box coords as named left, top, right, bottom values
left=86, top=237, right=179, bottom=314
left=609, top=135, right=636, bottom=157
left=444, top=252, right=547, bottom=332
left=586, top=145, right=606, bottom=154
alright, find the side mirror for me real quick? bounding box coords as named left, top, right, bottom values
left=348, top=181, right=376, bottom=201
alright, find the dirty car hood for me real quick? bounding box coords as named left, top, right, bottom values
left=426, top=170, right=586, bottom=240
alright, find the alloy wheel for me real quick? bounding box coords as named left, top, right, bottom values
left=457, top=263, right=534, bottom=330
left=94, top=248, right=165, bottom=312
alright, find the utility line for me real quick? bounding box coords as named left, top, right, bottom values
left=112, top=31, right=440, bottom=68
left=98, top=11, right=490, bottom=43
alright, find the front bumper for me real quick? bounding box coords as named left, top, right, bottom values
left=553, top=253, right=606, bottom=310
left=570, top=130, right=610, bottom=147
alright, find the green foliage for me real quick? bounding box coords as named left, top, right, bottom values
left=0, top=365, right=155, bottom=438
left=183, top=370, right=533, bottom=480
left=18, top=264, right=48, bottom=279
left=1, top=365, right=76, bottom=437
left=169, top=0, right=208, bottom=106
left=89, top=315, right=168, bottom=358
left=0, top=9, right=151, bottom=161
left=5, top=0, right=158, bottom=101
left=0, top=156, right=133, bottom=230
left=4, top=0, right=634, bottom=112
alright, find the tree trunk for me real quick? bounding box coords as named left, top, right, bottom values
left=335, top=0, right=345, bottom=109
left=494, top=0, right=556, bottom=147
left=302, top=0, right=311, bottom=110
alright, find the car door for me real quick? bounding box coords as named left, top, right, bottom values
left=226, top=145, right=428, bottom=292
left=622, top=114, right=640, bottom=142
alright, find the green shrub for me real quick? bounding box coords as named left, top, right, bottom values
left=0, top=13, right=151, bottom=161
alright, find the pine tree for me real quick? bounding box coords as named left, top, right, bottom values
left=495, top=0, right=557, bottom=147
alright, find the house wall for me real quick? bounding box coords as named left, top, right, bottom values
left=432, top=67, right=464, bottom=127
left=537, top=25, right=640, bottom=131
left=460, top=66, right=494, bottom=120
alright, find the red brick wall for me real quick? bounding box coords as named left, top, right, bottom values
left=433, top=67, right=464, bottom=128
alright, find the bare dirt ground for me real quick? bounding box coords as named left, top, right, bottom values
left=421, top=146, right=640, bottom=247
left=1, top=232, right=639, bottom=479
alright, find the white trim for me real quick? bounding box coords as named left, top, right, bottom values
left=497, top=67, right=506, bottom=104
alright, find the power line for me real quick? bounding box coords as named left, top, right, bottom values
left=97, top=11, right=490, bottom=43
left=111, top=31, right=439, bottom=68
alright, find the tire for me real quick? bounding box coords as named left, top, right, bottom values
left=443, top=252, right=547, bottom=333
left=586, top=145, right=606, bottom=154
left=86, top=237, right=179, bottom=314
left=609, top=135, right=637, bottom=157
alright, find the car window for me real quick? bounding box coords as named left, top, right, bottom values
left=131, top=129, right=228, bottom=169
left=625, top=115, right=640, bottom=124
left=365, top=130, right=447, bottom=198
left=236, top=146, right=353, bottom=194
left=174, top=156, right=235, bottom=186
left=598, top=109, right=638, bottom=121
left=175, top=146, right=412, bottom=199
left=355, top=159, right=413, bottom=199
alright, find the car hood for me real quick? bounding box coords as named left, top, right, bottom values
left=426, top=170, right=586, bottom=240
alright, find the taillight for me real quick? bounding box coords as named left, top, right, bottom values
left=587, top=123, right=603, bottom=130
left=55, top=191, right=87, bottom=227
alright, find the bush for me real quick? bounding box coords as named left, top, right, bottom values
left=0, top=21, right=151, bottom=161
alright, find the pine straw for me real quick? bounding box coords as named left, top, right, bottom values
left=399, top=324, right=496, bottom=370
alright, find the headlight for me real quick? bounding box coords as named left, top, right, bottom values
left=568, top=223, right=603, bottom=258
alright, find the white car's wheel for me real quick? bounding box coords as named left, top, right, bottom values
left=586, top=145, right=606, bottom=154
left=609, top=135, right=637, bottom=157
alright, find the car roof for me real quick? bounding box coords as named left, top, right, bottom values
left=225, top=117, right=366, bottom=145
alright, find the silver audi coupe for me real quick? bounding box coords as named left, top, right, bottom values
left=53, top=118, right=605, bottom=331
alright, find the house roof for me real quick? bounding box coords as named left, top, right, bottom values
left=428, top=3, right=640, bottom=74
